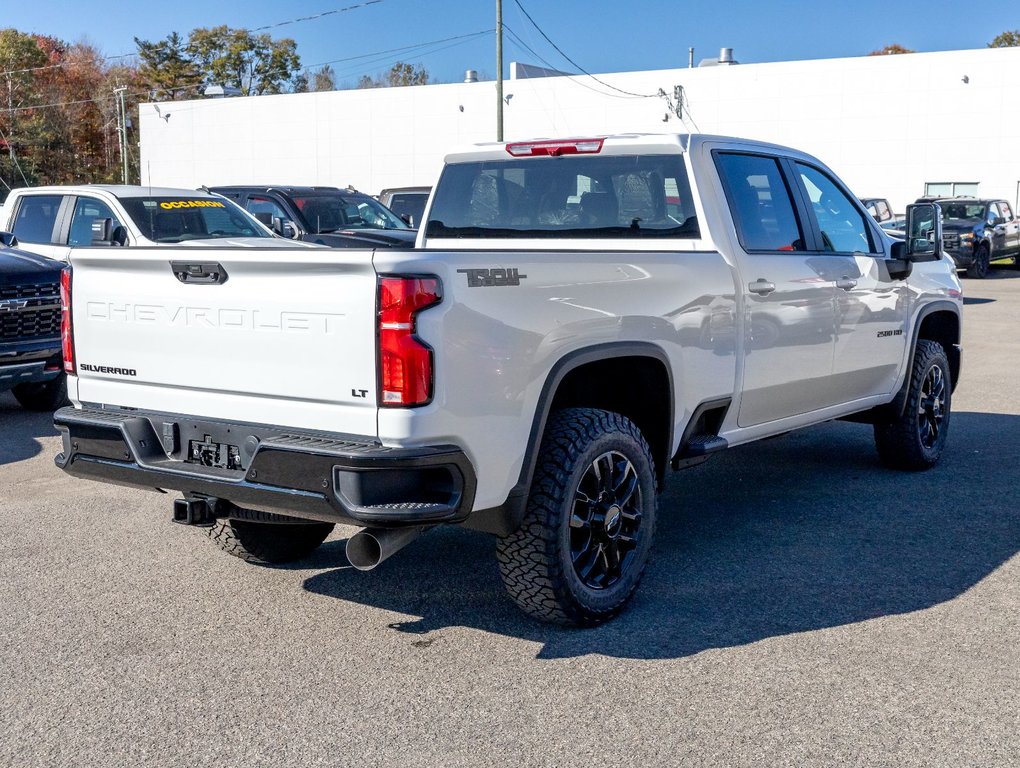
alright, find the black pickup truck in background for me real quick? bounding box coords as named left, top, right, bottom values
left=209, top=185, right=417, bottom=248
left=0, top=234, right=68, bottom=411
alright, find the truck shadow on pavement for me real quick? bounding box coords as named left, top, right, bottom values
left=0, top=392, right=58, bottom=467
left=302, top=411, right=1020, bottom=660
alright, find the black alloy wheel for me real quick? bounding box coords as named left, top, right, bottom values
left=569, top=450, right=644, bottom=590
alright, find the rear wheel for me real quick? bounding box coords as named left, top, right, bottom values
left=874, top=340, right=951, bottom=470
left=496, top=408, right=657, bottom=626
left=11, top=375, right=69, bottom=412
left=966, top=244, right=990, bottom=279
left=208, top=507, right=334, bottom=564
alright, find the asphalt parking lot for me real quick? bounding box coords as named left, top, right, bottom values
left=2, top=267, right=1018, bottom=768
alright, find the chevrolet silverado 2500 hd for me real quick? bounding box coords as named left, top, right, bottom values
left=53, top=134, right=962, bottom=626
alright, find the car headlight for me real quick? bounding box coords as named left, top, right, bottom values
left=959, top=233, right=974, bottom=242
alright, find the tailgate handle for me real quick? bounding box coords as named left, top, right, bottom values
left=170, top=262, right=228, bottom=285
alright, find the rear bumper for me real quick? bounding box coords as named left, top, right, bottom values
left=53, top=406, right=476, bottom=527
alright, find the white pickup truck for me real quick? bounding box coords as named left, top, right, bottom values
left=52, top=134, right=962, bottom=626
left=0, top=185, right=316, bottom=261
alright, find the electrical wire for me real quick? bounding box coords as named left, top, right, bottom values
left=510, top=0, right=656, bottom=99
left=503, top=25, right=647, bottom=101
left=0, top=1, right=387, bottom=78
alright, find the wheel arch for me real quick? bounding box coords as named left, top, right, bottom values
left=463, top=342, right=674, bottom=536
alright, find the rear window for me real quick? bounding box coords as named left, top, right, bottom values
left=119, top=197, right=269, bottom=242
left=425, top=154, right=699, bottom=239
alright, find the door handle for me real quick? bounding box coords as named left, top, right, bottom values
left=748, top=279, right=776, bottom=296
left=170, top=262, right=228, bottom=285
left=836, top=277, right=858, bottom=291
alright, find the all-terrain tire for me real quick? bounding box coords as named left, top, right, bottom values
left=208, top=507, right=334, bottom=564
left=874, top=339, right=951, bottom=471
left=11, top=374, right=69, bottom=412
left=496, top=407, right=657, bottom=626
left=966, top=244, right=990, bottom=279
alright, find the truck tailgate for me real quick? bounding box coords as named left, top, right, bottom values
left=69, top=248, right=379, bottom=437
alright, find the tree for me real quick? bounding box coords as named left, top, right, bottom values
left=988, top=30, right=1020, bottom=47
left=868, top=44, right=915, bottom=55
left=187, top=25, right=300, bottom=96
left=0, top=28, right=49, bottom=186
left=135, top=32, right=202, bottom=100
left=312, top=64, right=336, bottom=92
left=356, top=61, right=429, bottom=89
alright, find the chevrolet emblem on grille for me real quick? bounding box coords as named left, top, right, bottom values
left=0, top=299, right=30, bottom=312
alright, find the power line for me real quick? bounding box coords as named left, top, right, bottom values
left=251, top=0, right=384, bottom=32
left=0, top=1, right=388, bottom=78
left=510, top=0, right=656, bottom=99
left=302, top=29, right=492, bottom=71
left=503, top=25, right=649, bottom=101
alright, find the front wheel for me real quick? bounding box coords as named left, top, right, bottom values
left=496, top=408, right=657, bottom=626
left=966, top=244, right=990, bottom=279
left=874, top=339, right=952, bottom=470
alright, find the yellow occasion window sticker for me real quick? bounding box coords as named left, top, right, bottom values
left=159, top=200, right=226, bottom=209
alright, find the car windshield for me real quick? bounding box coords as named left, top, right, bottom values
left=291, top=194, right=408, bottom=233
left=120, top=197, right=269, bottom=242
left=939, top=202, right=986, bottom=221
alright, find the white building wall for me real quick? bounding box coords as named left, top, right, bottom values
left=139, top=47, right=1020, bottom=213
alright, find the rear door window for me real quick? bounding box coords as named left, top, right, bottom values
left=714, top=153, right=805, bottom=252
left=11, top=194, right=64, bottom=244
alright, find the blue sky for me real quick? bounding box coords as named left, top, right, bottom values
left=6, top=1, right=1018, bottom=85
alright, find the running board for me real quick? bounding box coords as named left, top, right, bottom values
left=671, top=434, right=729, bottom=470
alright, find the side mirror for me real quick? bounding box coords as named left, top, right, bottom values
left=271, top=216, right=298, bottom=238
left=91, top=217, right=113, bottom=244
left=400, top=213, right=413, bottom=226
left=0, top=231, right=18, bottom=248
left=252, top=211, right=273, bottom=228
left=904, top=203, right=942, bottom=261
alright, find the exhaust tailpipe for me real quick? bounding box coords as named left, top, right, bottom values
left=346, top=526, right=428, bottom=571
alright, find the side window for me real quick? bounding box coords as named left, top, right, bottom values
left=715, top=152, right=805, bottom=251
left=986, top=202, right=1002, bottom=222
left=68, top=197, right=121, bottom=246
left=245, top=196, right=288, bottom=220
left=11, top=194, right=63, bottom=244
left=796, top=163, right=876, bottom=253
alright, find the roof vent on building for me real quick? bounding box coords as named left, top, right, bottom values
left=698, top=48, right=739, bottom=67
left=464, top=70, right=479, bottom=83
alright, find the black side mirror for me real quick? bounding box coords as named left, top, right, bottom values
left=905, top=203, right=942, bottom=261
left=0, top=231, right=18, bottom=248
left=252, top=211, right=273, bottom=228
left=400, top=213, right=413, bottom=226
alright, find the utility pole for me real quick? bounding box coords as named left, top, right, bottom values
left=113, top=86, right=128, bottom=184
left=496, top=0, right=504, bottom=142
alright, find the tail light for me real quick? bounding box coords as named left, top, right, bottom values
left=377, top=276, right=442, bottom=407
left=60, top=267, right=75, bottom=374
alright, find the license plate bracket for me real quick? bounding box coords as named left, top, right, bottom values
left=188, top=434, right=242, bottom=470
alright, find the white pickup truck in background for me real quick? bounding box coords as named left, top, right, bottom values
left=52, top=134, right=962, bottom=626
left=0, top=185, right=319, bottom=262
